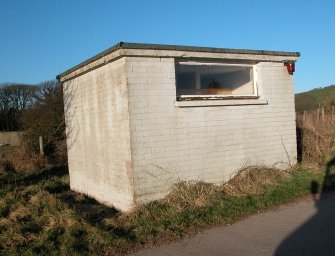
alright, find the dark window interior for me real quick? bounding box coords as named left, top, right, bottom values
left=176, top=63, right=255, bottom=99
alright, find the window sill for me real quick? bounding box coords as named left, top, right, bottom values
left=174, top=98, right=268, bottom=107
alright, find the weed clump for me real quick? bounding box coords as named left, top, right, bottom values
left=8, top=145, right=48, bottom=173
left=0, top=145, right=48, bottom=174
left=222, top=166, right=290, bottom=196
left=165, top=181, right=220, bottom=210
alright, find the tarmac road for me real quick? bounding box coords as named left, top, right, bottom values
left=131, top=193, right=335, bottom=256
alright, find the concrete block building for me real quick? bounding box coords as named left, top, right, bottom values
left=57, top=42, right=300, bottom=211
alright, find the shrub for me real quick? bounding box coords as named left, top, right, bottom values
left=21, top=80, right=65, bottom=156
left=47, top=139, right=67, bottom=167
left=0, top=145, right=48, bottom=173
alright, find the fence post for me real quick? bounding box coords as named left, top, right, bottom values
left=332, top=105, right=335, bottom=116
left=39, top=136, right=44, bottom=155
left=317, top=107, right=320, bottom=121
left=321, top=107, right=325, bottom=121
left=303, top=110, right=307, bottom=121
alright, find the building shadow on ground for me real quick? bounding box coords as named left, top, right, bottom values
left=275, top=156, right=335, bottom=256
left=51, top=169, right=137, bottom=239
left=1, top=166, right=128, bottom=235
left=0, top=165, right=68, bottom=187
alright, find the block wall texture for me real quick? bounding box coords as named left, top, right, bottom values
left=126, top=57, right=297, bottom=203
left=63, top=58, right=134, bottom=211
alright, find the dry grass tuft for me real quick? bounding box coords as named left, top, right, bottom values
left=9, top=205, right=30, bottom=221
left=297, top=114, right=335, bottom=163
left=28, top=195, right=40, bottom=205
left=165, top=181, right=220, bottom=210
left=0, top=144, right=48, bottom=173
left=222, top=166, right=290, bottom=196
left=3, top=230, right=28, bottom=248
left=44, top=211, right=78, bottom=231
left=8, top=145, right=48, bottom=172
left=0, top=218, right=12, bottom=228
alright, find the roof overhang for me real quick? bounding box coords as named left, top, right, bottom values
left=57, top=42, right=300, bottom=82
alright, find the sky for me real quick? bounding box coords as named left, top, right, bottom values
left=1, top=0, right=334, bottom=93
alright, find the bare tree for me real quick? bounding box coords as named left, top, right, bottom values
left=0, top=83, right=39, bottom=131
left=0, top=85, right=15, bottom=131
left=8, top=84, right=38, bottom=110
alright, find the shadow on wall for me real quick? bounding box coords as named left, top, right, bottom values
left=62, top=79, right=79, bottom=152
left=275, top=156, right=335, bottom=256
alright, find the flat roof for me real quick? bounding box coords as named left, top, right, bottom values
left=57, top=42, right=300, bottom=80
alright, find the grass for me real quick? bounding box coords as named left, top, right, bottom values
left=1, top=163, right=333, bottom=256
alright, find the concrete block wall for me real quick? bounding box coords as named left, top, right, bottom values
left=126, top=57, right=297, bottom=203
left=61, top=52, right=297, bottom=211
left=63, top=58, right=134, bottom=210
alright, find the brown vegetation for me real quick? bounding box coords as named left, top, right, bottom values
left=0, top=145, right=48, bottom=173
left=297, top=112, right=335, bottom=163
left=222, top=166, right=291, bottom=196
left=160, top=166, right=290, bottom=212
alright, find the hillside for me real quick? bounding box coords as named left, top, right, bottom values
left=295, top=85, right=335, bottom=112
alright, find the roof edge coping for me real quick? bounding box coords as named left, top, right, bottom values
left=57, top=42, right=300, bottom=80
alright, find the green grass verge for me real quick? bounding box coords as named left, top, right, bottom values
left=0, top=165, right=331, bottom=255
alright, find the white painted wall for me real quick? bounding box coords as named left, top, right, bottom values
left=126, top=57, right=297, bottom=204
left=62, top=53, right=297, bottom=211
left=63, top=58, right=134, bottom=211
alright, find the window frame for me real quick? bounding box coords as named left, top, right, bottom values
left=175, top=61, right=258, bottom=101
